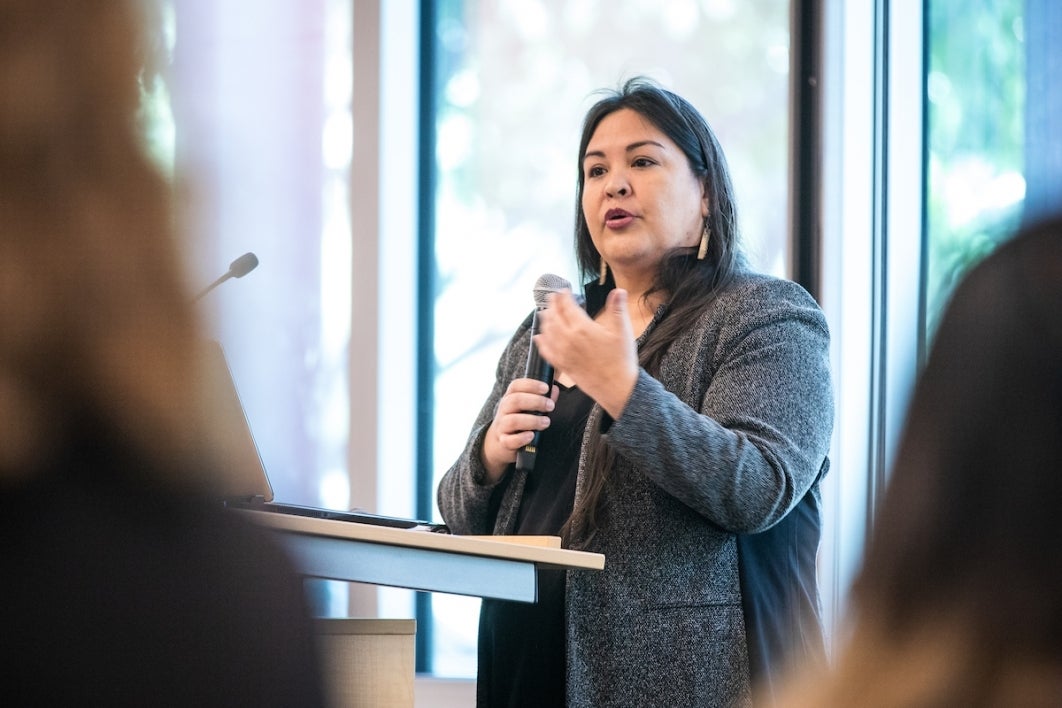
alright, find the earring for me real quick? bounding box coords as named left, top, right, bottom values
left=599, top=258, right=608, bottom=285
left=697, top=222, right=710, bottom=260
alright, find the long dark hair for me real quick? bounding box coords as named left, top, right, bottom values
left=565, top=77, right=746, bottom=545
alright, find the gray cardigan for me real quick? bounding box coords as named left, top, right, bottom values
left=437, top=271, right=834, bottom=707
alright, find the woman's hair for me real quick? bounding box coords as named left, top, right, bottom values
left=566, top=77, right=746, bottom=543
left=0, top=0, right=210, bottom=486
left=777, top=217, right=1062, bottom=705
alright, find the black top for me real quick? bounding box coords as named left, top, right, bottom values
left=477, top=384, right=593, bottom=708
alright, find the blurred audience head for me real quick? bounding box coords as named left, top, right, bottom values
left=0, top=0, right=206, bottom=485
left=777, top=214, right=1062, bottom=706
left=859, top=213, right=1062, bottom=654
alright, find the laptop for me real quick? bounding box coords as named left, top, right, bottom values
left=201, top=340, right=443, bottom=531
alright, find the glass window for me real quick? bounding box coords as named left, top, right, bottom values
left=426, top=0, right=792, bottom=678
left=924, top=0, right=1025, bottom=338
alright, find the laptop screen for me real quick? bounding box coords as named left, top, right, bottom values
left=198, top=340, right=274, bottom=503
left=199, top=341, right=445, bottom=531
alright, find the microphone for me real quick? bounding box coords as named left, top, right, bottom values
left=515, top=273, right=572, bottom=472
left=195, top=252, right=259, bottom=301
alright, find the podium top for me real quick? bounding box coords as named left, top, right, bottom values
left=238, top=509, right=605, bottom=572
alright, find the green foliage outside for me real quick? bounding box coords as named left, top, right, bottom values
left=925, top=0, right=1025, bottom=339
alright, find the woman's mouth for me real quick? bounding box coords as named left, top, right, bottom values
left=605, top=208, right=635, bottom=228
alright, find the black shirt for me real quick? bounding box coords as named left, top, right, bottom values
left=476, top=384, right=593, bottom=708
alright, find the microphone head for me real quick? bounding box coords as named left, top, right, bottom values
left=532, top=273, right=572, bottom=309
left=229, top=252, right=259, bottom=278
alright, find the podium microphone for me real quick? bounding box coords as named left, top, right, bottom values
left=515, top=273, right=571, bottom=472
left=195, top=252, right=259, bottom=301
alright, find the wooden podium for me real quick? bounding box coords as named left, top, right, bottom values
left=238, top=510, right=605, bottom=706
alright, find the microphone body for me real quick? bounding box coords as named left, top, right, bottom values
left=515, top=310, right=553, bottom=471
left=515, top=273, right=571, bottom=472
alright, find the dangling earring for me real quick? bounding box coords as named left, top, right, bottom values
left=697, top=221, right=711, bottom=260
left=599, top=257, right=608, bottom=285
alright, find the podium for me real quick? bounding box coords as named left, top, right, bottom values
left=239, top=510, right=604, bottom=601
left=238, top=510, right=605, bottom=706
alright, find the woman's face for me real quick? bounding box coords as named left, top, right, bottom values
left=581, top=108, right=708, bottom=288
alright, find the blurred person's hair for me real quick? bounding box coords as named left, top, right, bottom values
left=856, top=214, right=1062, bottom=661
left=775, top=215, right=1062, bottom=707
left=0, top=0, right=208, bottom=486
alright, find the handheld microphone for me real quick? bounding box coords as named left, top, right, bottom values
left=195, top=252, right=259, bottom=301
left=515, top=273, right=572, bottom=472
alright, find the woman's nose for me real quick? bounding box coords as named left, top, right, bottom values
left=605, top=171, right=630, bottom=198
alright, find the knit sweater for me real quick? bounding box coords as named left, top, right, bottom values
left=437, top=271, right=834, bottom=707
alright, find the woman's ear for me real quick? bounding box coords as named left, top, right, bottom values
left=701, top=184, right=711, bottom=220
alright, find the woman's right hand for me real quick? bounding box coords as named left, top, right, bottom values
left=480, top=377, right=557, bottom=483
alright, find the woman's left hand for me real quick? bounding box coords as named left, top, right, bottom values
left=535, top=288, right=639, bottom=419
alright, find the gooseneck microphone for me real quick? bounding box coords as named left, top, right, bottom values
left=194, top=252, right=259, bottom=301
left=515, top=273, right=572, bottom=472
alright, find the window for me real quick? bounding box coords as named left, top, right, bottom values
left=818, top=0, right=1035, bottom=643
left=925, top=0, right=1025, bottom=339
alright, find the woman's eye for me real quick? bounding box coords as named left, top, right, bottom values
left=586, top=165, right=605, bottom=178
left=632, top=157, right=655, bottom=168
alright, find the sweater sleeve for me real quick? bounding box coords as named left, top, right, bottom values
left=603, top=277, right=833, bottom=534
left=436, top=313, right=535, bottom=535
